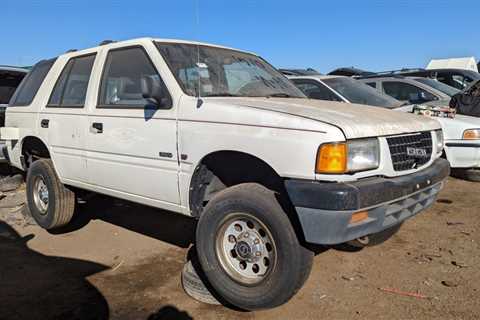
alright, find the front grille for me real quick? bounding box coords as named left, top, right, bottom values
left=387, top=132, right=432, bottom=171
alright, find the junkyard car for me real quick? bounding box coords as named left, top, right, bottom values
left=1, top=38, right=449, bottom=310
left=0, top=66, right=28, bottom=162
left=368, top=68, right=480, bottom=90
left=357, top=75, right=455, bottom=105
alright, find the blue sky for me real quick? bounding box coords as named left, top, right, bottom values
left=2, top=0, right=479, bottom=73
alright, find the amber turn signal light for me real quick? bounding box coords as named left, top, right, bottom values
left=350, top=211, right=369, bottom=224
left=463, top=129, right=480, bottom=140
left=316, top=143, right=347, bottom=174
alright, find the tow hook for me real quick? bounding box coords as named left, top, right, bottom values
left=347, top=236, right=370, bottom=248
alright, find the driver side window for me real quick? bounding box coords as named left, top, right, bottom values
left=383, top=81, right=437, bottom=104
left=98, top=47, right=171, bottom=108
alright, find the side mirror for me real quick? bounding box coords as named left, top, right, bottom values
left=141, top=76, right=170, bottom=108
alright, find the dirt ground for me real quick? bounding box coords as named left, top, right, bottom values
left=0, top=175, right=478, bottom=320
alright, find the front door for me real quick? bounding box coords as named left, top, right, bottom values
left=86, top=46, right=180, bottom=205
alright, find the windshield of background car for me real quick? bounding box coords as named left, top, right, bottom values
left=322, top=77, right=402, bottom=108
left=155, top=42, right=305, bottom=98
left=415, top=78, right=460, bottom=97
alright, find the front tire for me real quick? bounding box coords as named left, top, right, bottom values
left=26, top=159, right=75, bottom=229
left=195, top=183, right=313, bottom=310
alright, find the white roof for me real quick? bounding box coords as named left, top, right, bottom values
left=426, top=57, right=478, bottom=72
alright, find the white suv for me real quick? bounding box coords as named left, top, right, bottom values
left=1, top=38, right=449, bottom=310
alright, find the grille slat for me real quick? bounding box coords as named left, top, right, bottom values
left=387, top=132, right=432, bottom=171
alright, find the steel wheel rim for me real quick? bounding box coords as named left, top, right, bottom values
left=33, top=176, right=49, bottom=214
left=215, top=212, right=277, bottom=285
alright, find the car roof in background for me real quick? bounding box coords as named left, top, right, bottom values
left=327, top=67, right=374, bottom=77
left=287, top=74, right=342, bottom=80
left=0, top=65, right=30, bottom=73
left=279, top=68, right=321, bottom=76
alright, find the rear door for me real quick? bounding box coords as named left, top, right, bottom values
left=40, top=54, right=96, bottom=183
left=86, top=45, right=180, bottom=206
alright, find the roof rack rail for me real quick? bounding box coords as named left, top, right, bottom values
left=99, top=40, right=116, bottom=46
left=65, top=49, right=77, bottom=53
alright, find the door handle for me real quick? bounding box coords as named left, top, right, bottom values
left=91, top=122, right=103, bottom=133
left=40, top=119, right=49, bottom=128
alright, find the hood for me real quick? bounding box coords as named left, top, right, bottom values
left=208, top=97, right=441, bottom=139
left=424, top=99, right=451, bottom=108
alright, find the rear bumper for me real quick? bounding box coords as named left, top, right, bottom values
left=285, top=158, right=450, bottom=245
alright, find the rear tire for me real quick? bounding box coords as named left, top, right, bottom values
left=195, top=183, right=313, bottom=310
left=26, top=159, right=75, bottom=229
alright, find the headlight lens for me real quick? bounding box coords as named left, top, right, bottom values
left=347, top=138, right=380, bottom=172
left=316, top=138, right=379, bottom=174
left=435, top=130, right=444, bottom=154
left=463, top=129, right=480, bottom=140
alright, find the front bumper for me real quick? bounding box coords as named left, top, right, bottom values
left=285, top=158, right=450, bottom=245
left=444, top=141, right=480, bottom=169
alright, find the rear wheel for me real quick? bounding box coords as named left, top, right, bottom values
left=26, top=159, right=75, bottom=229
left=195, top=183, right=313, bottom=310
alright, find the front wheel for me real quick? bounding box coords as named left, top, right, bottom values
left=26, top=159, right=76, bottom=229
left=195, top=183, right=313, bottom=310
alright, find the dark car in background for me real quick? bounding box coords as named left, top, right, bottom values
left=327, top=67, right=374, bottom=77
left=368, top=68, right=480, bottom=90
left=278, top=68, right=321, bottom=76
left=0, top=66, right=29, bottom=162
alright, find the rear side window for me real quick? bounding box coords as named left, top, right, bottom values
left=365, top=82, right=376, bottom=88
left=10, top=58, right=57, bottom=106
left=48, top=54, right=96, bottom=107
left=98, top=46, right=171, bottom=108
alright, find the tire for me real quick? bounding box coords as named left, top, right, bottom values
left=451, top=168, right=480, bottom=182
left=26, top=159, right=75, bottom=229
left=182, top=259, right=220, bottom=305
left=195, top=183, right=313, bottom=310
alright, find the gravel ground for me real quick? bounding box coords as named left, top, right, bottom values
left=0, top=176, right=478, bottom=320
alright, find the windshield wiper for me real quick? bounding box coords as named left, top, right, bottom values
left=203, top=93, right=240, bottom=97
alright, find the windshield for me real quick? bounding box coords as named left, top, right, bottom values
left=414, top=78, right=460, bottom=97
left=156, top=42, right=305, bottom=98
left=322, top=77, right=403, bottom=108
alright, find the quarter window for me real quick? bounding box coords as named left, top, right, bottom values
left=48, top=54, right=96, bottom=107
left=10, top=58, right=57, bottom=106
left=98, top=47, right=170, bottom=108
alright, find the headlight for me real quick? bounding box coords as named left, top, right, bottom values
left=316, top=138, right=379, bottom=174
left=463, top=129, right=480, bottom=140
left=435, top=130, right=444, bottom=154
